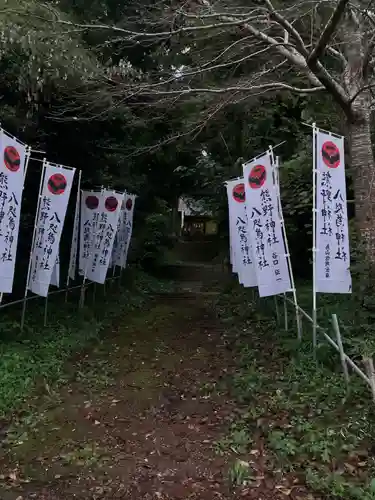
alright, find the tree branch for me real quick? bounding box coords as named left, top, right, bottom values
left=308, top=0, right=350, bottom=66
left=120, top=83, right=324, bottom=97
left=263, top=0, right=309, bottom=57
left=30, top=4, right=264, bottom=41
left=27, top=0, right=355, bottom=120
left=348, top=83, right=375, bottom=104
left=327, top=46, right=348, bottom=66
left=232, top=20, right=322, bottom=87
left=257, top=0, right=351, bottom=115
left=112, top=43, right=303, bottom=92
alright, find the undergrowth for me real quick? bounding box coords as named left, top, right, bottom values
left=0, top=269, right=173, bottom=419
left=215, top=280, right=375, bottom=499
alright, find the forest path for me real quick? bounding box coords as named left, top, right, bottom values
left=0, top=267, right=240, bottom=499
left=0, top=265, right=320, bottom=500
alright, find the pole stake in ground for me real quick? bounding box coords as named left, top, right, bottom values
left=44, top=295, right=49, bottom=327
left=284, top=293, right=288, bottom=332
left=364, top=357, right=375, bottom=404
left=79, top=283, right=86, bottom=309
left=332, top=314, right=349, bottom=390
left=312, top=123, right=318, bottom=357
left=274, top=296, right=280, bottom=324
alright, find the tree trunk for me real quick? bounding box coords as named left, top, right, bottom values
left=348, top=99, right=375, bottom=258
left=342, top=12, right=375, bottom=260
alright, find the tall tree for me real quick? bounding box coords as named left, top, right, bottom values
left=35, top=0, right=375, bottom=262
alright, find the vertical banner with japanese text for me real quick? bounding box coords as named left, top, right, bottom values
left=228, top=209, right=237, bottom=274
left=28, top=164, right=75, bottom=297
left=51, top=254, right=60, bottom=287
left=86, top=190, right=124, bottom=284
left=0, top=131, right=28, bottom=293
left=111, top=198, right=125, bottom=268
left=116, top=194, right=135, bottom=269
left=227, top=187, right=237, bottom=274
left=79, top=190, right=102, bottom=276
left=316, top=130, right=351, bottom=293
left=108, top=248, right=114, bottom=269
left=226, top=181, right=236, bottom=274
left=68, top=174, right=81, bottom=281
left=243, top=151, right=291, bottom=297
left=226, top=180, right=256, bottom=287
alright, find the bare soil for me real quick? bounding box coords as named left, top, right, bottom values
left=0, top=273, right=319, bottom=500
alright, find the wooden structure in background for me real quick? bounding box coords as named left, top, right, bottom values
left=178, top=197, right=218, bottom=240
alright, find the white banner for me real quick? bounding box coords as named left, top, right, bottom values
left=68, top=174, right=81, bottom=280
left=0, top=131, right=28, bottom=293
left=29, top=163, right=75, bottom=297
left=50, top=254, right=60, bottom=287
left=86, top=190, right=124, bottom=284
left=229, top=214, right=237, bottom=273
left=113, top=201, right=127, bottom=267
left=243, top=151, right=291, bottom=297
left=115, top=194, right=135, bottom=269
left=227, top=190, right=237, bottom=274
left=122, top=195, right=136, bottom=268
left=79, top=190, right=102, bottom=276
left=226, top=180, right=256, bottom=287
left=316, top=130, right=351, bottom=293
left=110, top=202, right=124, bottom=268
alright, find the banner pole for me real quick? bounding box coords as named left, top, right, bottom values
left=44, top=294, right=48, bottom=327
left=118, top=266, right=123, bottom=288
left=270, top=148, right=302, bottom=340
left=284, top=293, right=288, bottom=331
left=121, top=195, right=136, bottom=275
left=79, top=233, right=93, bottom=309
left=274, top=296, right=280, bottom=324
left=45, top=254, right=58, bottom=326
left=21, top=158, right=47, bottom=331
left=66, top=170, right=82, bottom=303
left=79, top=277, right=87, bottom=309
left=112, top=191, right=124, bottom=284
left=312, top=123, right=318, bottom=357
left=109, top=262, right=116, bottom=290
left=111, top=203, right=122, bottom=286
left=332, top=314, right=349, bottom=389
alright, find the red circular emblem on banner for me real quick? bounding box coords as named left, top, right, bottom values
left=232, top=183, right=245, bottom=203
left=125, top=198, right=133, bottom=210
left=322, top=141, right=340, bottom=168
left=4, top=146, right=20, bottom=172
left=249, top=165, right=266, bottom=189
left=47, top=173, right=67, bottom=195
left=86, top=195, right=99, bottom=210
left=105, top=196, right=118, bottom=212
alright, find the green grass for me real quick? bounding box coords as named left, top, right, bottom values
left=0, top=269, right=174, bottom=419
left=285, top=280, right=375, bottom=360
left=214, top=280, right=375, bottom=498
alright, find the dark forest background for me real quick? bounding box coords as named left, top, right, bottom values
left=0, top=0, right=359, bottom=298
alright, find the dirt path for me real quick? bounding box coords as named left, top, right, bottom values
left=0, top=278, right=240, bottom=500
